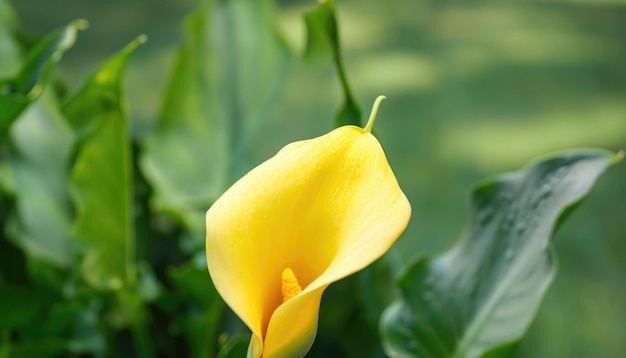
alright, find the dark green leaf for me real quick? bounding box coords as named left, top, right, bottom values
left=168, top=255, right=221, bottom=311
left=2, top=297, right=104, bottom=356
left=0, top=196, right=29, bottom=284
left=26, top=257, right=69, bottom=295
left=312, top=275, right=383, bottom=357
left=65, top=36, right=144, bottom=290
left=5, top=91, right=75, bottom=268
left=0, top=20, right=85, bottom=137
left=380, top=150, right=622, bottom=358
left=140, top=0, right=293, bottom=245
left=304, top=0, right=361, bottom=127
left=0, top=284, right=52, bottom=331
left=168, top=255, right=225, bottom=357
left=216, top=334, right=249, bottom=358
left=5, top=338, right=68, bottom=358
left=358, top=257, right=395, bottom=330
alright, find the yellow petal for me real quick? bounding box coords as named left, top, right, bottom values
left=257, top=287, right=324, bottom=357
left=206, top=102, right=410, bottom=357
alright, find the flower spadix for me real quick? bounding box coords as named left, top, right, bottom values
left=206, top=96, right=411, bottom=358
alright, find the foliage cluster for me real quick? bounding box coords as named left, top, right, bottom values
left=0, top=0, right=621, bottom=357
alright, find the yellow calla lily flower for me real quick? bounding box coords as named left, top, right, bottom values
left=206, top=96, right=411, bottom=357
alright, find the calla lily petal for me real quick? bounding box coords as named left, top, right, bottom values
left=206, top=97, right=411, bottom=357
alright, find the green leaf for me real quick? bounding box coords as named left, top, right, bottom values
left=167, top=255, right=225, bottom=357
left=359, top=258, right=395, bottom=330
left=0, top=0, right=21, bottom=77
left=0, top=192, right=29, bottom=284
left=64, top=36, right=145, bottom=290
left=140, top=0, right=293, bottom=244
left=380, top=149, right=622, bottom=358
left=4, top=338, right=68, bottom=358
left=304, top=0, right=361, bottom=127
left=168, top=255, right=221, bottom=311
left=5, top=91, right=75, bottom=268
left=0, top=284, right=53, bottom=331
left=0, top=296, right=105, bottom=357
left=312, top=275, right=382, bottom=357
left=216, top=334, right=249, bottom=358
left=0, top=20, right=86, bottom=137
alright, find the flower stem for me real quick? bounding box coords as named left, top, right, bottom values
left=363, top=95, right=386, bottom=133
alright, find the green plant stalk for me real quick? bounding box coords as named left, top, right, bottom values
left=123, top=99, right=153, bottom=358
left=119, top=290, right=153, bottom=358
left=119, top=36, right=152, bottom=358
left=0, top=330, right=9, bottom=358
left=326, top=0, right=361, bottom=127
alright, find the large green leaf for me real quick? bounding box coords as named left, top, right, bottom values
left=304, top=0, right=361, bottom=127
left=140, top=0, right=293, bottom=242
left=380, top=149, right=622, bottom=358
left=5, top=90, right=75, bottom=268
left=64, top=37, right=154, bottom=358
left=64, top=36, right=144, bottom=290
left=0, top=20, right=86, bottom=137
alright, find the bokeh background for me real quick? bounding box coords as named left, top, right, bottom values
left=10, top=0, right=626, bottom=356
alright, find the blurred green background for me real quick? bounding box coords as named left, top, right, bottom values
left=10, top=0, right=626, bottom=356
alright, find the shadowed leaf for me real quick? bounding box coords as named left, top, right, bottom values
left=5, top=91, right=74, bottom=267
left=216, top=334, right=250, bottom=358
left=0, top=284, right=53, bottom=331
left=0, top=20, right=85, bottom=137
left=140, top=0, right=292, bottom=247
left=167, top=256, right=225, bottom=357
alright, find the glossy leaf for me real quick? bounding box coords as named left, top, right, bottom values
left=381, top=150, right=622, bottom=358
left=5, top=91, right=75, bottom=267
left=0, top=19, right=85, bottom=136
left=140, top=0, right=292, bottom=243
left=65, top=36, right=144, bottom=290
left=304, top=0, right=361, bottom=127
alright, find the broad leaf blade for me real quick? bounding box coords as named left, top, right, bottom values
left=381, top=150, right=621, bottom=358
left=0, top=20, right=85, bottom=136
left=304, top=0, right=361, bottom=127
left=140, top=0, right=292, bottom=243
left=65, top=36, right=144, bottom=290
left=5, top=91, right=75, bottom=268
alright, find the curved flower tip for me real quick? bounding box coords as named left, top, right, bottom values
left=206, top=97, right=411, bottom=358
